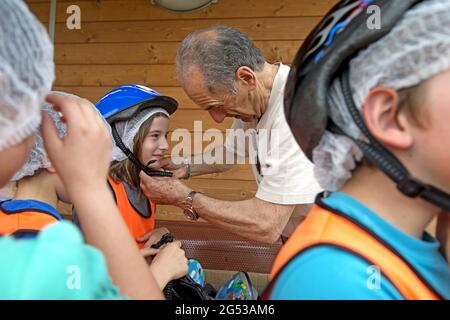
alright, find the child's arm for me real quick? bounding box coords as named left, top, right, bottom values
left=436, top=212, right=449, bottom=264
left=41, top=94, right=163, bottom=300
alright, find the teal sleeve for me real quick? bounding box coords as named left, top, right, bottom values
left=0, top=222, right=127, bottom=300
left=270, top=246, right=404, bottom=300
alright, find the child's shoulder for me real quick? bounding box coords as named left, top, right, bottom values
left=0, top=222, right=122, bottom=299
left=270, top=245, right=403, bottom=300
left=1, top=199, right=61, bottom=218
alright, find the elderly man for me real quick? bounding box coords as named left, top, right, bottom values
left=140, top=25, right=321, bottom=244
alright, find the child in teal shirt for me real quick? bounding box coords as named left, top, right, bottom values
left=0, top=0, right=162, bottom=299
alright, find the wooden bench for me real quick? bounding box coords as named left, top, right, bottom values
left=156, top=220, right=283, bottom=274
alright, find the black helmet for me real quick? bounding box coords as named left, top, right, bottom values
left=284, top=0, right=450, bottom=211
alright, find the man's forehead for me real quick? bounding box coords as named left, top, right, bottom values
left=189, top=92, right=223, bottom=110
left=181, top=64, right=232, bottom=109
left=182, top=65, right=208, bottom=92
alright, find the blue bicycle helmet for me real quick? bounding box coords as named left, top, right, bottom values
left=96, top=84, right=177, bottom=123
left=96, top=84, right=178, bottom=177
left=284, top=0, right=450, bottom=212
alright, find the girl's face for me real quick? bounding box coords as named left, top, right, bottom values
left=139, top=116, right=170, bottom=165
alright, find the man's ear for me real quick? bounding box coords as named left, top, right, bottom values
left=235, top=66, right=256, bottom=89
left=362, top=87, right=413, bottom=150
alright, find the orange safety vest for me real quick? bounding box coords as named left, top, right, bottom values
left=0, top=201, right=62, bottom=238
left=107, top=176, right=155, bottom=249
left=264, top=201, right=443, bottom=300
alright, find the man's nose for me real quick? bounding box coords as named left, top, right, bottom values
left=209, top=109, right=227, bottom=123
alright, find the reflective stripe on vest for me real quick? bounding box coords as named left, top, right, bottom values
left=107, top=176, right=155, bottom=249
left=264, top=201, right=442, bottom=300
left=0, top=207, right=60, bottom=237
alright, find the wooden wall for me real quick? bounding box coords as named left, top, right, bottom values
left=26, top=0, right=337, bottom=221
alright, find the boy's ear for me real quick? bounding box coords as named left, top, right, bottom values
left=235, top=66, right=256, bottom=89
left=362, top=87, right=413, bottom=150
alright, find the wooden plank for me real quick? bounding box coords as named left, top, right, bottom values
left=192, top=165, right=255, bottom=181
left=57, top=201, right=72, bottom=217
left=54, top=64, right=178, bottom=86
left=28, top=0, right=338, bottom=22
left=52, top=86, right=198, bottom=109
left=54, top=40, right=302, bottom=65
left=155, top=207, right=189, bottom=222
left=188, top=178, right=257, bottom=199
left=166, top=139, right=256, bottom=181
left=53, top=17, right=321, bottom=43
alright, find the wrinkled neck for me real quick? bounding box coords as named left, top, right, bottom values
left=254, top=62, right=280, bottom=118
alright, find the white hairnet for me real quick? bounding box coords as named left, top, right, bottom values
left=10, top=92, right=70, bottom=181
left=313, top=0, right=450, bottom=191
left=10, top=92, right=102, bottom=182
left=111, top=107, right=170, bottom=161
left=0, top=0, right=54, bottom=152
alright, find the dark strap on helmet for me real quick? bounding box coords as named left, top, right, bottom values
left=111, top=124, right=173, bottom=178
left=333, top=70, right=450, bottom=211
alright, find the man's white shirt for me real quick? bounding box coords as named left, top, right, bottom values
left=225, top=63, right=322, bottom=207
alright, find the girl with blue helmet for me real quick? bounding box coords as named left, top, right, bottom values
left=76, top=84, right=189, bottom=291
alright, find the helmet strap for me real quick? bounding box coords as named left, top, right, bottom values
left=110, top=124, right=173, bottom=178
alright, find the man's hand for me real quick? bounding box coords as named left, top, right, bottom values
left=148, top=156, right=187, bottom=179
left=138, top=227, right=170, bottom=247
left=139, top=171, right=192, bottom=207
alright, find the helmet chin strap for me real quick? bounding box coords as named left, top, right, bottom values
left=331, top=70, right=450, bottom=212
left=111, top=124, right=173, bottom=178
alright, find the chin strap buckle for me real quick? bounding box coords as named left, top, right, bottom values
left=397, top=177, right=427, bottom=198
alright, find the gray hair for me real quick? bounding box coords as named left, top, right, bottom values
left=176, top=25, right=265, bottom=93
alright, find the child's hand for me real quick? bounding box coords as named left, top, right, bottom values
left=41, top=94, right=112, bottom=193
left=140, top=247, right=160, bottom=258
left=137, top=227, right=170, bottom=247
left=149, top=241, right=188, bottom=289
